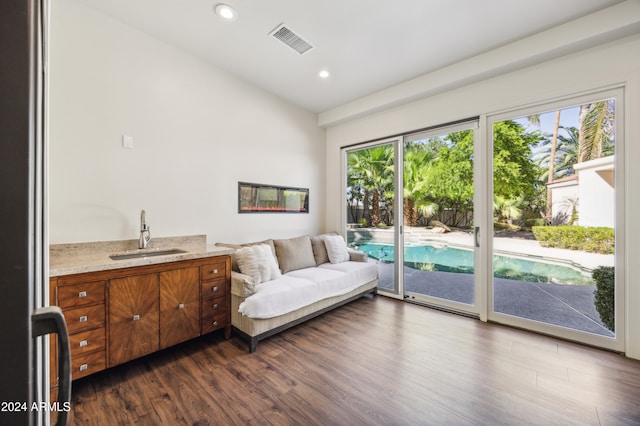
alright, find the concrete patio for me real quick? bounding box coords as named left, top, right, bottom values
left=349, top=226, right=615, bottom=337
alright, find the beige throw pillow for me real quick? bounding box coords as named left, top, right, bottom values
left=274, top=236, right=316, bottom=273
left=235, top=244, right=281, bottom=284
left=323, top=234, right=350, bottom=264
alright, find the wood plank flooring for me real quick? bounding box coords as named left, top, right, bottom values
left=67, top=295, right=640, bottom=425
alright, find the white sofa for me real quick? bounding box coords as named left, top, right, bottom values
left=217, top=234, right=378, bottom=352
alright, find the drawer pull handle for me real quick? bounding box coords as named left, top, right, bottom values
left=212, top=286, right=218, bottom=292
left=79, top=364, right=88, bottom=372
left=212, top=303, right=218, bottom=310
left=212, top=269, right=218, bottom=274
left=212, top=320, right=218, bottom=327
left=178, top=303, right=185, bottom=310
left=79, top=340, right=88, bottom=348
left=133, top=314, right=140, bottom=321
left=78, top=291, right=87, bottom=298
left=79, top=315, right=88, bottom=322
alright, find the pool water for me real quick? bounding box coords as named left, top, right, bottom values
left=355, top=243, right=594, bottom=285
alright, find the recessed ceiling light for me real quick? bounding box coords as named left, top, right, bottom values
left=214, top=4, right=237, bottom=21
left=318, top=70, right=330, bottom=79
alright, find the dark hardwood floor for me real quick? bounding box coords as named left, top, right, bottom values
left=67, top=295, right=640, bottom=425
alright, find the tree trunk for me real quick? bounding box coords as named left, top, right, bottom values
left=546, top=110, right=561, bottom=223
left=363, top=188, right=370, bottom=226
left=404, top=198, right=417, bottom=226
left=371, top=189, right=380, bottom=227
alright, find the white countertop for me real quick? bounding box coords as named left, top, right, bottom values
left=50, top=235, right=234, bottom=277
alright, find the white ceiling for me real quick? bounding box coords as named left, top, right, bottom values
left=75, top=0, right=623, bottom=113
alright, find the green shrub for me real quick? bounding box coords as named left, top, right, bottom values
left=525, top=218, right=545, bottom=227
left=531, top=226, right=614, bottom=254
left=593, top=266, right=615, bottom=332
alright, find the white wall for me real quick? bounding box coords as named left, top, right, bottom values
left=323, top=34, right=640, bottom=359
left=574, top=156, right=615, bottom=228
left=49, top=0, right=325, bottom=245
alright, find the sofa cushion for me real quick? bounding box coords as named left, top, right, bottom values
left=323, top=234, right=350, bottom=264
left=319, top=260, right=379, bottom=287
left=310, top=235, right=330, bottom=265
left=238, top=275, right=318, bottom=319
left=274, top=236, right=316, bottom=273
left=216, top=239, right=279, bottom=272
left=235, top=244, right=281, bottom=284
left=238, top=265, right=374, bottom=319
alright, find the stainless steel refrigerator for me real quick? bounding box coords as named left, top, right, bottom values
left=1, top=1, right=71, bottom=424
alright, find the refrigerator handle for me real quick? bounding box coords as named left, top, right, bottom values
left=32, top=306, right=71, bottom=426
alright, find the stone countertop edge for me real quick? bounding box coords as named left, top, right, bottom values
left=49, top=235, right=234, bottom=277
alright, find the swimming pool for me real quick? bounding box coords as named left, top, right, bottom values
left=354, top=242, right=594, bottom=285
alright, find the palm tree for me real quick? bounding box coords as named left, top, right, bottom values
left=546, top=110, right=561, bottom=223
left=347, top=150, right=370, bottom=224
left=403, top=144, right=433, bottom=226
left=494, top=195, right=523, bottom=224
left=347, top=146, right=393, bottom=227
left=527, top=111, right=560, bottom=223
left=578, top=100, right=614, bottom=162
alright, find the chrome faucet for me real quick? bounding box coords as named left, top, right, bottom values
left=139, top=209, right=151, bottom=249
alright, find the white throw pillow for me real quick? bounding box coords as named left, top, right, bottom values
left=235, top=244, right=281, bottom=284
left=322, top=234, right=350, bottom=264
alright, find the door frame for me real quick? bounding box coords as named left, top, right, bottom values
left=485, top=87, right=625, bottom=352
left=342, top=137, right=404, bottom=299
left=400, top=121, right=483, bottom=317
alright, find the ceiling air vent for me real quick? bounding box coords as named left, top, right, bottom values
left=269, top=24, right=314, bottom=55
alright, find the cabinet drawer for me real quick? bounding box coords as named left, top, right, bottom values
left=72, top=350, right=106, bottom=380
left=200, top=262, right=227, bottom=281
left=63, top=304, right=105, bottom=334
left=201, top=296, right=226, bottom=317
left=201, top=279, right=226, bottom=299
left=201, top=313, right=227, bottom=334
left=57, top=280, right=105, bottom=309
left=69, top=327, right=106, bottom=357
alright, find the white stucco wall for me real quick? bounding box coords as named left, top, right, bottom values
left=49, top=0, right=326, bottom=245
left=574, top=156, right=615, bottom=228
left=548, top=177, right=579, bottom=225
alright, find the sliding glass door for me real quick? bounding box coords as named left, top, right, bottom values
left=488, top=89, right=624, bottom=351
left=345, top=139, right=400, bottom=297
left=343, top=89, right=624, bottom=351
left=401, top=123, right=480, bottom=315
left=344, top=120, right=480, bottom=313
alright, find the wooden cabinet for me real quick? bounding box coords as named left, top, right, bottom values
left=200, top=259, right=231, bottom=338
left=50, top=255, right=230, bottom=381
left=160, top=267, right=200, bottom=349
left=50, top=278, right=107, bottom=384
left=109, top=273, right=160, bottom=366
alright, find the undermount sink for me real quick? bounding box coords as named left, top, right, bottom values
left=109, top=248, right=187, bottom=261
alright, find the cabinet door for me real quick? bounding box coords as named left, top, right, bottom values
left=109, top=273, right=159, bottom=366
left=160, top=267, right=200, bottom=349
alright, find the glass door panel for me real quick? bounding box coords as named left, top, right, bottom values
left=402, top=126, right=478, bottom=313
left=489, top=91, right=622, bottom=350
left=345, top=141, right=399, bottom=296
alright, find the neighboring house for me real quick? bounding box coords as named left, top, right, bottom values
left=548, top=156, right=615, bottom=228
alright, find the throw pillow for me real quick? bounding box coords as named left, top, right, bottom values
left=235, top=244, right=281, bottom=284
left=323, top=234, right=350, bottom=264
left=216, top=239, right=279, bottom=272
left=274, top=236, right=316, bottom=273
left=310, top=232, right=338, bottom=265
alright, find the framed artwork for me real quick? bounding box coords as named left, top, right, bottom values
left=238, top=182, right=309, bottom=213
